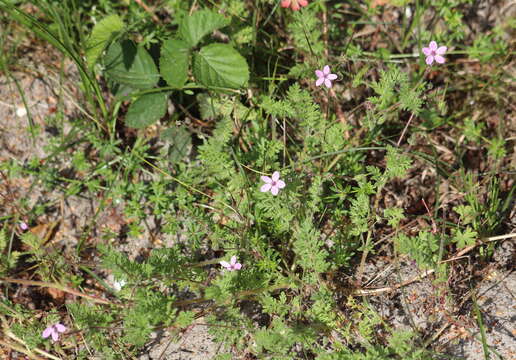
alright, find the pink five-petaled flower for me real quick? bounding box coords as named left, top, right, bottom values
left=260, top=171, right=286, bottom=196
left=281, top=0, right=308, bottom=11
left=42, top=323, right=66, bottom=342
left=220, top=256, right=242, bottom=271
left=422, top=41, right=447, bottom=65
left=315, top=65, right=338, bottom=88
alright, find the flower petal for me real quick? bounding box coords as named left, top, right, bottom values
left=260, top=175, right=272, bottom=183
left=230, top=256, right=237, bottom=265
left=327, top=74, right=338, bottom=80
left=220, top=261, right=230, bottom=268
left=436, top=46, right=447, bottom=55
left=323, top=65, right=330, bottom=75
left=51, top=331, right=59, bottom=342
left=315, top=77, right=324, bottom=86
left=425, top=55, right=434, bottom=65
left=270, top=186, right=279, bottom=196
left=260, top=183, right=272, bottom=193
left=291, top=2, right=300, bottom=10
left=324, top=78, right=332, bottom=88
left=299, top=0, right=308, bottom=6
left=234, top=263, right=242, bottom=270
left=422, top=47, right=431, bottom=56
left=55, top=324, right=66, bottom=333
left=276, top=180, right=286, bottom=189
left=429, top=41, right=437, bottom=50
left=272, top=171, right=280, bottom=182
left=42, top=327, right=53, bottom=339
left=434, top=55, right=445, bottom=64
left=280, top=0, right=291, bottom=8
left=315, top=70, right=323, bottom=78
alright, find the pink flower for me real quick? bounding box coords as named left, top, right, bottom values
left=220, top=256, right=242, bottom=271
left=281, top=0, right=308, bottom=11
left=42, top=323, right=66, bottom=342
left=315, top=65, right=338, bottom=88
left=422, top=41, right=447, bottom=65
left=19, top=222, right=29, bottom=231
left=260, top=171, right=286, bottom=196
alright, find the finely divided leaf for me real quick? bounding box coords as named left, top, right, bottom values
left=159, top=38, right=190, bottom=88
left=179, top=10, right=229, bottom=48
left=103, top=40, right=160, bottom=89
left=193, top=43, right=249, bottom=89
left=161, top=126, right=191, bottom=163
left=85, top=14, right=124, bottom=69
left=125, top=92, right=168, bottom=129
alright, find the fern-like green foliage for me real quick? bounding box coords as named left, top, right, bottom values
left=197, top=116, right=234, bottom=181
left=293, top=218, right=330, bottom=279
left=308, top=287, right=337, bottom=327
left=0, top=227, right=21, bottom=276
left=254, top=318, right=298, bottom=356
left=385, top=146, right=412, bottom=179
left=261, top=83, right=327, bottom=157
left=368, top=65, right=425, bottom=127
left=349, top=192, right=371, bottom=236
left=99, top=244, right=153, bottom=281
left=122, top=289, right=176, bottom=347
left=287, top=8, right=324, bottom=56
left=67, top=303, right=115, bottom=351
left=451, top=227, right=477, bottom=248
left=395, top=231, right=440, bottom=269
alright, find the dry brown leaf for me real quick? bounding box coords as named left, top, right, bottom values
left=45, top=287, right=65, bottom=302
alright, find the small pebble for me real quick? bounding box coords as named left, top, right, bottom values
left=16, top=106, right=27, bottom=117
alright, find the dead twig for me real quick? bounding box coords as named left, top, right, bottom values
left=134, top=0, right=160, bottom=23
left=396, top=112, right=415, bottom=146
left=352, top=232, right=516, bottom=296
left=0, top=278, right=113, bottom=305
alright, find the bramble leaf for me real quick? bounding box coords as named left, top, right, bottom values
left=193, top=43, right=249, bottom=89
left=125, top=92, right=168, bottom=129
left=159, top=38, right=190, bottom=88
left=85, top=14, right=124, bottom=69
left=103, top=40, right=160, bottom=89
left=179, top=10, right=229, bottom=48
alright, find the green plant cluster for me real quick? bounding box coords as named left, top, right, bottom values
left=0, top=0, right=513, bottom=359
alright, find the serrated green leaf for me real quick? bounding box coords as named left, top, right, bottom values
left=193, top=43, right=249, bottom=89
left=103, top=40, right=160, bottom=89
left=125, top=92, right=168, bottom=129
left=179, top=10, right=229, bottom=48
left=111, top=82, right=138, bottom=100
left=161, top=126, right=191, bottom=163
left=159, top=38, right=189, bottom=88
left=85, top=14, right=124, bottom=69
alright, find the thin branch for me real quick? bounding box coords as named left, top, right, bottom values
left=134, top=0, right=160, bottom=23
left=352, top=233, right=516, bottom=296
